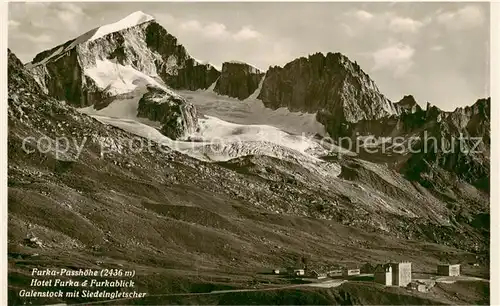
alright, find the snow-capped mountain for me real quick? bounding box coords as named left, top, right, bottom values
left=26, top=11, right=225, bottom=139
left=27, top=11, right=220, bottom=108
left=6, top=6, right=490, bottom=302
left=402, top=97, right=490, bottom=190
left=22, top=10, right=491, bottom=190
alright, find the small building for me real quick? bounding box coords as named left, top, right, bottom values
left=374, top=264, right=392, bottom=286
left=327, top=270, right=343, bottom=278
left=408, top=281, right=428, bottom=292
left=361, top=263, right=375, bottom=273
left=437, top=264, right=460, bottom=276
left=272, top=269, right=281, bottom=274
left=389, top=262, right=412, bottom=287
left=310, top=270, right=327, bottom=279
left=293, top=269, right=305, bottom=276
left=342, top=265, right=361, bottom=277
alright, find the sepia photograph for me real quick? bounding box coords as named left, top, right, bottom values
left=6, top=1, right=492, bottom=305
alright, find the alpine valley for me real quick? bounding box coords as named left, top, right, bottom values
left=8, top=11, right=490, bottom=305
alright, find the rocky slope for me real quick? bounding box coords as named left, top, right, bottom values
left=401, top=98, right=490, bottom=191
left=213, top=61, right=265, bottom=100
left=258, top=52, right=397, bottom=137
left=7, top=8, right=490, bottom=304
left=255, top=52, right=490, bottom=193
left=8, top=46, right=489, bottom=304
left=26, top=11, right=220, bottom=108
left=10, top=48, right=489, bottom=251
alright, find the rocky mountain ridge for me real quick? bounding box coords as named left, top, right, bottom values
left=394, top=95, right=423, bottom=114
left=7, top=9, right=490, bottom=300
left=402, top=97, right=490, bottom=191
left=25, top=12, right=405, bottom=138
left=8, top=48, right=488, bottom=258
left=258, top=52, right=398, bottom=137
left=24, top=11, right=489, bottom=142
left=21, top=11, right=491, bottom=195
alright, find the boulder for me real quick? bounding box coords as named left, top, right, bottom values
left=137, top=86, right=199, bottom=139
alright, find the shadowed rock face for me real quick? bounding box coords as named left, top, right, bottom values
left=137, top=86, right=199, bottom=139
left=8, top=49, right=43, bottom=93
left=401, top=98, right=490, bottom=191
left=29, top=48, right=101, bottom=108
left=144, top=22, right=220, bottom=90
left=213, top=62, right=264, bottom=100
left=258, top=52, right=397, bottom=137
left=26, top=27, right=106, bottom=107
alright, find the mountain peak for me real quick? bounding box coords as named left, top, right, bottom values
left=258, top=51, right=397, bottom=136
left=89, top=11, right=155, bottom=41
left=395, top=95, right=422, bottom=114
left=214, top=61, right=265, bottom=99
left=27, top=11, right=156, bottom=67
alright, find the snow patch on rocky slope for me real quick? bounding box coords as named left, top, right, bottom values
left=80, top=99, right=341, bottom=178
left=179, top=88, right=326, bottom=137
left=84, top=59, right=167, bottom=96
left=26, top=12, right=220, bottom=107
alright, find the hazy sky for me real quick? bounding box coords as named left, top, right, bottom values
left=8, top=2, right=490, bottom=110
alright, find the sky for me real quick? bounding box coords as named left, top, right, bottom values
left=8, top=2, right=490, bottom=110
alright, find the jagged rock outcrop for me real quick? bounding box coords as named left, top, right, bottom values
left=213, top=61, right=264, bottom=100
left=336, top=95, right=490, bottom=191
left=137, top=86, right=199, bottom=139
left=301, top=83, right=489, bottom=193
left=402, top=98, right=490, bottom=191
left=258, top=52, right=397, bottom=137
left=144, top=21, right=220, bottom=90
left=395, top=95, right=423, bottom=114
left=26, top=11, right=220, bottom=108
left=8, top=49, right=43, bottom=94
